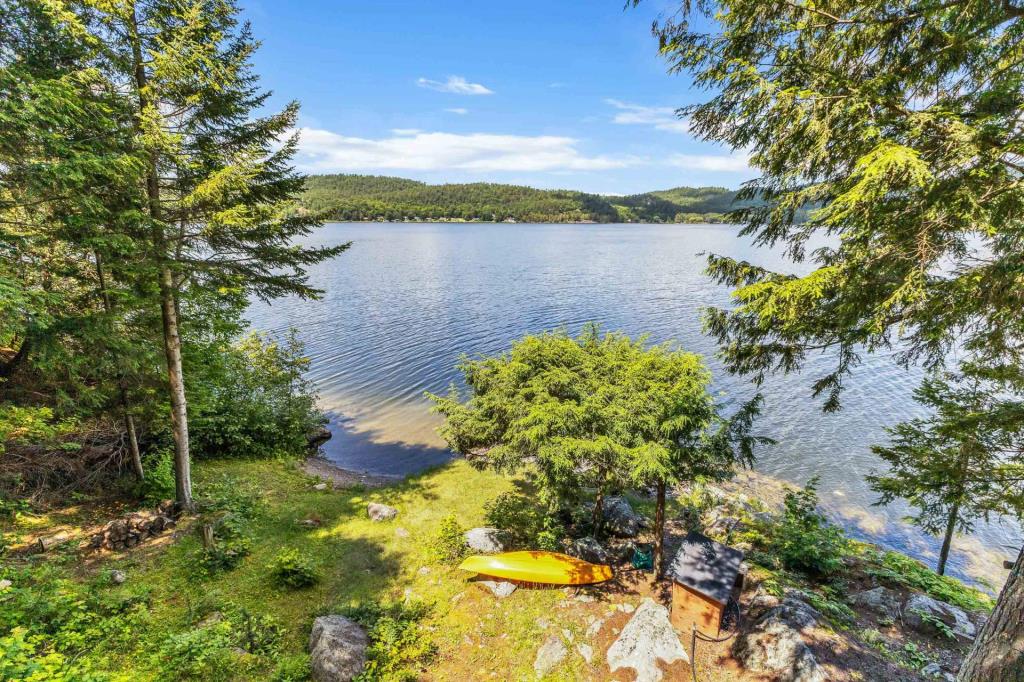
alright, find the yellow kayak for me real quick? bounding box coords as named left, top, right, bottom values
left=458, top=551, right=614, bottom=585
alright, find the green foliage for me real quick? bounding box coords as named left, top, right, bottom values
left=429, top=326, right=768, bottom=521
left=0, top=406, right=77, bottom=449
left=868, top=372, right=1024, bottom=574
left=770, top=478, right=849, bottom=576
left=804, top=587, right=855, bottom=627
left=194, top=476, right=264, bottom=575
left=268, top=549, right=319, bottom=589
left=271, top=654, right=311, bottom=682
left=428, top=514, right=467, bottom=564
left=483, top=491, right=563, bottom=550
left=189, top=332, right=325, bottom=461
left=0, top=628, right=105, bottom=682
left=864, top=551, right=992, bottom=612
left=154, top=620, right=237, bottom=682
left=341, top=601, right=436, bottom=682
left=298, top=174, right=741, bottom=224
left=132, top=451, right=176, bottom=503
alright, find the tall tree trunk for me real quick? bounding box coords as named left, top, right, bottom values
left=957, top=547, right=1024, bottom=681
left=159, top=266, right=192, bottom=509
left=95, top=251, right=144, bottom=481
left=129, top=2, right=192, bottom=509
left=936, top=498, right=960, bottom=576
left=592, top=483, right=606, bottom=536
left=653, top=479, right=666, bottom=580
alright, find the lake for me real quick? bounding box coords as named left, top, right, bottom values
left=247, top=221, right=1020, bottom=585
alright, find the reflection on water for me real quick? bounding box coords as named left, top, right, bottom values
left=247, top=222, right=1020, bottom=586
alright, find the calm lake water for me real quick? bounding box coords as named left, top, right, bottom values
left=247, top=222, right=1021, bottom=585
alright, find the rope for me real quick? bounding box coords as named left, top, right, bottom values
left=689, top=598, right=741, bottom=682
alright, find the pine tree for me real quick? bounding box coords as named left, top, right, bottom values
left=868, top=373, right=1024, bottom=576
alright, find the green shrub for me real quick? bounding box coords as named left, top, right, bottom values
left=341, top=601, right=436, bottom=682
left=154, top=620, right=237, bottom=681
left=268, top=549, right=319, bottom=588
left=189, top=331, right=324, bottom=460
left=271, top=654, right=311, bottom=682
left=133, top=450, right=176, bottom=503
left=196, top=515, right=252, bottom=575
left=484, top=491, right=563, bottom=549
left=428, top=514, right=466, bottom=564
left=233, top=609, right=285, bottom=655
left=771, top=478, right=849, bottom=576
left=0, top=627, right=105, bottom=682
left=865, top=551, right=992, bottom=612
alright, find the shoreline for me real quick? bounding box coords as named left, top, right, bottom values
left=301, top=455, right=402, bottom=489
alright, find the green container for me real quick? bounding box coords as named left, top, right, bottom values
left=631, top=545, right=653, bottom=571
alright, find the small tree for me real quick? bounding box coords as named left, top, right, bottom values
left=868, top=372, right=1024, bottom=576
left=428, top=326, right=769, bottom=577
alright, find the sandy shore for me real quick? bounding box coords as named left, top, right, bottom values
left=300, top=455, right=402, bottom=489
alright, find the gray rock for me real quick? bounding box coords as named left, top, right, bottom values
left=904, top=593, right=976, bottom=641
left=309, top=615, right=368, bottom=682
left=465, top=527, right=504, bottom=553
left=533, top=635, right=567, bottom=678
left=394, top=526, right=410, bottom=538
left=0, top=579, right=11, bottom=590
left=576, top=642, right=594, bottom=664
left=477, top=580, right=517, bottom=598
left=313, top=482, right=329, bottom=491
left=367, top=502, right=397, bottom=522
left=603, top=496, right=647, bottom=537
left=849, top=586, right=901, bottom=619
left=110, top=570, right=127, bottom=585
left=564, top=536, right=609, bottom=564
left=734, top=597, right=825, bottom=682
left=307, top=426, right=332, bottom=449
left=921, top=662, right=943, bottom=678
left=607, top=598, right=688, bottom=682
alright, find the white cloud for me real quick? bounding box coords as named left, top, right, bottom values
left=444, top=107, right=468, bottom=115
left=416, top=76, right=493, bottom=95
left=296, top=127, right=636, bottom=173
left=667, top=152, right=751, bottom=172
left=391, top=128, right=422, bottom=136
left=605, top=99, right=691, bottom=134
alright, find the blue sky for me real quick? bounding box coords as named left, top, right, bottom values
left=241, top=0, right=752, bottom=194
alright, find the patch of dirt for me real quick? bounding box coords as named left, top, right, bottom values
left=300, top=456, right=400, bottom=489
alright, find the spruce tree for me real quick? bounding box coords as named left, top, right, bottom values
left=869, top=373, right=1024, bottom=576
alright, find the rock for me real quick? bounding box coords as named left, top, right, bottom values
left=617, top=602, right=635, bottom=613
left=394, top=526, right=410, bottom=538
left=36, top=532, right=70, bottom=553
left=564, top=536, right=609, bottom=564
left=0, top=579, right=11, bottom=590
left=733, top=597, right=825, bottom=682
left=606, top=598, right=688, bottom=682
left=576, top=643, right=593, bottom=664
left=309, top=615, right=368, bottom=682
left=477, top=580, right=517, bottom=598
left=367, top=502, right=397, bottom=522
left=465, top=527, right=505, bottom=553
left=307, top=426, right=332, bottom=449
left=110, top=570, right=127, bottom=585
left=752, top=511, right=776, bottom=525
left=849, top=587, right=901, bottom=620
left=313, top=482, right=329, bottom=491
left=417, top=566, right=430, bottom=575
left=603, top=497, right=646, bottom=537
left=585, top=616, right=604, bottom=638
left=299, top=518, right=322, bottom=529
left=747, top=593, right=781, bottom=620
left=533, top=635, right=567, bottom=678
left=921, top=662, right=943, bottom=678
left=904, top=593, right=976, bottom=641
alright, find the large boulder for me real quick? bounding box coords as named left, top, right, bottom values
left=734, top=597, right=826, bottom=682
left=904, top=593, right=976, bottom=642
left=849, top=586, right=902, bottom=620
left=603, top=496, right=646, bottom=538
left=465, top=527, right=504, bottom=553
left=564, top=536, right=610, bottom=565
left=308, top=615, right=368, bottom=682
left=533, top=635, right=567, bottom=678
left=606, top=598, right=688, bottom=682
left=476, top=580, right=517, bottom=598
left=367, top=503, right=398, bottom=522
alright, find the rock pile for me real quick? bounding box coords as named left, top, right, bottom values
left=89, top=500, right=177, bottom=551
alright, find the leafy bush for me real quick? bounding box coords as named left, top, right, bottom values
left=0, top=628, right=104, bottom=682
left=269, top=549, right=319, bottom=588
left=428, top=514, right=466, bottom=564
left=234, top=609, right=285, bottom=655
left=271, top=654, right=311, bottom=682
left=132, top=450, right=176, bottom=503
left=189, top=331, right=324, bottom=460
left=193, top=475, right=265, bottom=576
left=484, top=491, right=564, bottom=549
left=341, top=601, right=436, bottom=682
left=770, top=478, right=849, bottom=576
left=196, top=515, right=252, bottom=575
left=154, top=619, right=237, bottom=681
left=0, top=405, right=77, bottom=449
left=865, top=551, right=992, bottom=612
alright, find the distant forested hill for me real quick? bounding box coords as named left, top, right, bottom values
left=296, top=174, right=750, bottom=223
